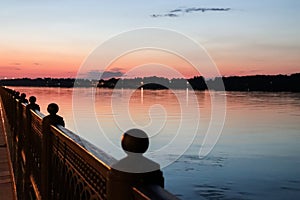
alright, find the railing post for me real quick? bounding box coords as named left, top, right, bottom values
left=107, top=129, right=164, bottom=200
left=24, top=104, right=33, bottom=199
left=14, top=99, right=22, bottom=199
left=41, top=103, right=64, bottom=199
left=41, top=119, right=52, bottom=200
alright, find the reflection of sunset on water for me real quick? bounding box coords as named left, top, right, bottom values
left=9, top=86, right=300, bottom=199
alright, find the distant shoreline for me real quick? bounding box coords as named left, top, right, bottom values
left=1, top=73, right=299, bottom=92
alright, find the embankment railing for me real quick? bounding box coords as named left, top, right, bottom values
left=0, top=86, right=179, bottom=200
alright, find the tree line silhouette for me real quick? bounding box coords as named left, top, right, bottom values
left=0, top=73, right=299, bottom=92
left=0, top=78, right=96, bottom=87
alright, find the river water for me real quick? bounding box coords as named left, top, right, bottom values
left=10, top=87, right=300, bottom=199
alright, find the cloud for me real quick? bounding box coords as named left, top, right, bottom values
left=249, top=70, right=263, bottom=73
left=11, top=62, right=21, bottom=66
left=109, top=67, right=125, bottom=72
left=80, top=69, right=124, bottom=80
left=185, top=7, right=230, bottom=13
left=0, top=66, right=21, bottom=71
left=102, top=71, right=124, bottom=79
left=151, top=7, right=231, bottom=18
left=238, top=69, right=263, bottom=75
left=170, top=9, right=183, bottom=13
left=33, top=62, right=41, bottom=66
left=151, top=13, right=179, bottom=18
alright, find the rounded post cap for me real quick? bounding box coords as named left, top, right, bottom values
left=29, top=96, right=37, bottom=103
left=121, top=129, right=149, bottom=154
left=20, top=93, right=26, bottom=98
left=47, top=103, right=59, bottom=115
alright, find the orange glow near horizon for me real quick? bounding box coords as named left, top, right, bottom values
left=104, top=49, right=202, bottom=79
left=0, top=49, right=84, bottom=79
left=1, top=47, right=299, bottom=79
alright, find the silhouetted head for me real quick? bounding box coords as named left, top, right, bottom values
left=20, top=93, right=26, bottom=99
left=121, top=129, right=149, bottom=154
left=29, top=96, right=37, bottom=104
left=15, top=91, right=20, bottom=96
left=47, top=103, right=59, bottom=115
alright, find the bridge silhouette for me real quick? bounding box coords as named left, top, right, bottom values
left=0, top=86, right=179, bottom=200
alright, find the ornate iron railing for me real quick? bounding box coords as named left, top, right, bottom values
left=0, top=86, right=179, bottom=200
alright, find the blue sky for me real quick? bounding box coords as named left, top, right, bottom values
left=0, top=0, right=299, bottom=78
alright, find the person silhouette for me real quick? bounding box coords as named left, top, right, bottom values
left=108, top=129, right=164, bottom=199
left=111, top=129, right=160, bottom=173
left=42, top=103, right=65, bottom=129
left=14, top=91, right=20, bottom=99
left=26, top=96, right=40, bottom=112
left=20, top=93, right=28, bottom=104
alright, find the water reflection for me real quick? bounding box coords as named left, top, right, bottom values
left=9, top=87, right=300, bottom=199
left=141, top=87, right=143, bottom=104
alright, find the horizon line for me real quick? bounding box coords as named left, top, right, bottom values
left=1, top=71, right=299, bottom=81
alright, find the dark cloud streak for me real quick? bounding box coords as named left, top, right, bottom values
left=151, top=13, right=179, bottom=18
left=80, top=69, right=124, bottom=80
left=0, top=66, right=21, bottom=71
left=185, top=7, right=230, bottom=13
left=11, top=62, right=21, bottom=66
left=170, top=9, right=182, bottom=13
left=151, top=7, right=231, bottom=18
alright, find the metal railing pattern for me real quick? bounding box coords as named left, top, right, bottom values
left=0, top=87, right=179, bottom=200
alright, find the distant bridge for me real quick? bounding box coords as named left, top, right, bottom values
left=0, top=86, right=179, bottom=200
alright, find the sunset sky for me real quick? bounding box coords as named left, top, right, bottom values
left=0, top=0, right=299, bottom=79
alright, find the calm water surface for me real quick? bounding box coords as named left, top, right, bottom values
left=11, top=87, right=300, bottom=199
